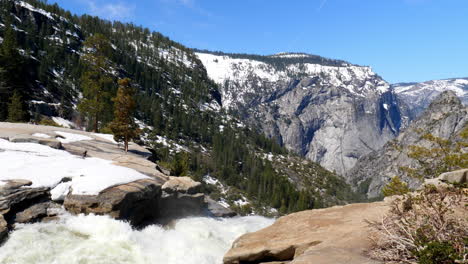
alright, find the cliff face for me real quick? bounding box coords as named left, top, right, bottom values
left=348, top=91, right=468, bottom=198
left=197, top=52, right=404, bottom=175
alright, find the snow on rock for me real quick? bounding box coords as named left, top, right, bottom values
left=195, top=52, right=389, bottom=109
left=0, top=139, right=149, bottom=197
left=52, top=117, right=75, bottom=128
left=93, top=133, right=117, bottom=144
left=154, top=135, right=188, bottom=153
left=203, top=174, right=220, bottom=185
left=393, top=78, right=468, bottom=105
left=234, top=197, right=249, bottom=207
left=218, top=199, right=230, bottom=209
left=55, top=131, right=92, bottom=143
left=32, top=133, right=51, bottom=139
left=18, top=1, right=55, bottom=20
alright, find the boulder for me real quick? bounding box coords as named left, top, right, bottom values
left=439, top=169, right=467, bottom=184
left=162, top=176, right=202, bottom=194
left=37, top=139, right=62, bottom=149
left=205, top=197, right=237, bottom=217
left=14, top=201, right=58, bottom=224
left=0, top=181, right=50, bottom=216
left=420, top=169, right=468, bottom=190
left=0, top=180, right=52, bottom=244
left=159, top=177, right=206, bottom=220
left=223, top=202, right=389, bottom=264
left=64, top=178, right=161, bottom=227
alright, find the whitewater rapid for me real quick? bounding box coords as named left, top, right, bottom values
left=0, top=214, right=273, bottom=264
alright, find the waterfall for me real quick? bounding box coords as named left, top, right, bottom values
left=0, top=213, right=273, bottom=264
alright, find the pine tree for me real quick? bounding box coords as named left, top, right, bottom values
left=382, top=176, right=410, bottom=197
left=7, top=90, right=26, bottom=122
left=109, top=78, right=139, bottom=152
left=0, top=18, right=27, bottom=121
left=0, top=67, right=8, bottom=120
left=171, top=152, right=189, bottom=176
left=78, top=34, right=113, bottom=132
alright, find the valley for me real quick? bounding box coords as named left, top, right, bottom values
left=0, top=0, right=466, bottom=263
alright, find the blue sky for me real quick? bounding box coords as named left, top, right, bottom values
left=49, top=0, right=468, bottom=83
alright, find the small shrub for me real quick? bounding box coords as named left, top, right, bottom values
left=99, top=123, right=113, bottom=134
left=415, top=241, right=460, bottom=264
left=368, top=185, right=467, bottom=263
left=382, top=176, right=410, bottom=197
left=39, top=118, right=62, bottom=127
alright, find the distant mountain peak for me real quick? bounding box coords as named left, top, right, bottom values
left=393, top=77, right=468, bottom=118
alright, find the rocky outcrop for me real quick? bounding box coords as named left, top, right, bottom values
left=64, top=178, right=162, bottom=226
left=205, top=197, right=237, bottom=217
left=197, top=51, right=404, bottom=175
left=159, top=177, right=207, bottom=220
left=349, top=91, right=468, bottom=198
left=0, top=180, right=50, bottom=217
left=0, top=180, right=55, bottom=244
left=9, top=134, right=63, bottom=149
left=223, top=201, right=389, bottom=264
left=439, top=169, right=468, bottom=184
left=63, top=177, right=211, bottom=226
left=421, top=168, right=468, bottom=189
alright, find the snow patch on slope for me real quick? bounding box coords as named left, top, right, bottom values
left=18, top=1, right=55, bottom=20
left=52, top=117, right=75, bottom=128
left=0, top=139, right=149, bottom=196
left=55, top=131, right=92, bottom=143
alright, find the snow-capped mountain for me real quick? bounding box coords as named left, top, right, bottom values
left=393, top=78, right=468, bottom=117
left=196, top=51, right=404, bottom=175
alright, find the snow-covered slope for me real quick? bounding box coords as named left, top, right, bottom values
left=393, top=78, right=468, bottom=117
left=196, top=52, right=390, bottom=110
left=0, top=138, right=149, bottom=199
left=196, top=51, right=402, bottom=175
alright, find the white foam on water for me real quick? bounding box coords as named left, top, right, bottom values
left=0, top=214, right=273, bottom=264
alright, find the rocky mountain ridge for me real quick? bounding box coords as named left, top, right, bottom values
left=348, top=91, right=468, bottom=198
left=393, top=77, right=468, bottom=118
left=196, top=51, right=404, bottom=175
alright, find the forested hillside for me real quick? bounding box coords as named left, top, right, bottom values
left=0, top=0, right=359, bottom=215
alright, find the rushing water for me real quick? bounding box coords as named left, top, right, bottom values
left=0, top=214, right=274, bottom=264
